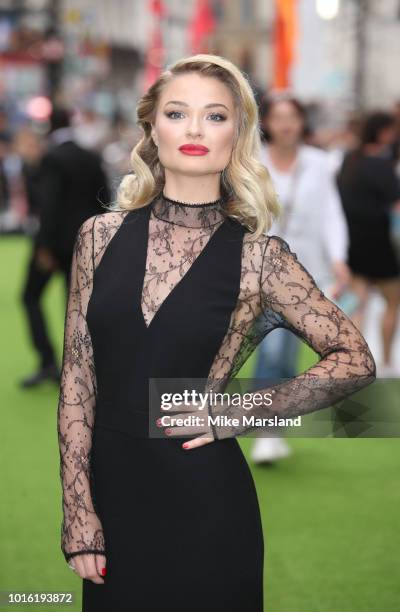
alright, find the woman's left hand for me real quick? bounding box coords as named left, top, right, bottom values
left=157, top=400, right=215, bottom=449
left=330, top=260, right=351, bottom=300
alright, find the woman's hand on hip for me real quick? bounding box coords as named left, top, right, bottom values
left=157, top=400, right=215, bottom=449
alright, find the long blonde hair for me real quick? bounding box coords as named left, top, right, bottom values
left=107, top=54, right=281, bottom=240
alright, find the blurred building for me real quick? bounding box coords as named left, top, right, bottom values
left=294, top=0, right=400, bottom=114
left=2, top=1, right=400, bottom=133
left=209, top=0, right=274, bottom=92
left=60, top=0, right=276, bottom=120
left=0, top=0, right=63, bottom=127
left=61, top=0, right=146, bottom=119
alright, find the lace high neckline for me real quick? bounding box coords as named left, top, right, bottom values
left=150, top=192, right=227, bottom=228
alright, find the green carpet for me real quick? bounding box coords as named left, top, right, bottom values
left=1, top=235, right=399, bottom=611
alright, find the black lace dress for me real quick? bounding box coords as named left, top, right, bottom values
left=57, top=193, right=376, bottom=611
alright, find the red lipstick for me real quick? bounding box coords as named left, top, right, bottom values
left=179, top=144, right=209, bottom=156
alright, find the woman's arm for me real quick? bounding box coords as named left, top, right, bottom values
left=210, top=235, right=376, bottom=440
left=57, top=215, right=106, bottom=562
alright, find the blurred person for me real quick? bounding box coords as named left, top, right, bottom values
left=101, top=111, right=139, bottom=199
left=325, top=115, right=362, bottom=176
left=0, top=107, right=14, bottom=220
left=13, top=126, right=45, bottom=232
left=73, top=107, right=111, bottom=152
left=337, top=111, right=400, bottom=377
left=390, top=100, right=400, bottom=171
left=19, top=107, right=111, bottom=389
left=1, top=131, right=30, bottom=230
left=0, top=133, right=10, bottom=214
left=0, top=107, right=12, bottom=148
left=251, top=92, right=351, bottom=463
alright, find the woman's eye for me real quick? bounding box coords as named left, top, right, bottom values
left=165, top=111, right=184, bottom=119
left=209, top=113, right=226, bottom=122
left=165, top=111, right=226, bottom=122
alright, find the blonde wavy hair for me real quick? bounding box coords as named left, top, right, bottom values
left=106, top=53, right=281, bottom=240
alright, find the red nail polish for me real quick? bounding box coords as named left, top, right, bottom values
left=183, top=443, right=189, bottom=449
left=101, top=567, right=106, bottom=576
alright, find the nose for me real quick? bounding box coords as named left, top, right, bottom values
left=186, top=112, right=203, bottom=138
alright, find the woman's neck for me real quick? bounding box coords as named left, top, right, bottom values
left=163, top=174, right=221, bottom=205
left=266, top=142, right=300, bottom=173
left=151, top=192, right=226, bottom=228
left=363, top=142, right=387, bottom=157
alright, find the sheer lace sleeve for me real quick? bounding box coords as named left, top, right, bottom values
left=211, top=235, right=376, bottom=439
left=56, top=214, right=106, bottom=562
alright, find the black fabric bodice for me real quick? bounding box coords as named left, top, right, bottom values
left=86, top=198, right=246, bottom=436
left=57, top=191, right=376, bottom=562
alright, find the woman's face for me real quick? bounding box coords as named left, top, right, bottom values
left=263, top=100, right=304, bottom=147
left=377, top=124, right=397, bottom=146
left=151, top=72, right=237, bottom=177
left=14, top=129, right=43, bottom=163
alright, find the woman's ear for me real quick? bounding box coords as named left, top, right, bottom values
left=151, top=126, right=158, bottom=147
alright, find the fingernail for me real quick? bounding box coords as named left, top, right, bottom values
left=182, top=443, right=189, bottom=449
left=101, top=567, right=106, bottom=576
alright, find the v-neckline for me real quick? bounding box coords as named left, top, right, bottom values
left=139, top=207, right=226, bottom=331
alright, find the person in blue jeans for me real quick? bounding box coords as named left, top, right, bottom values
left=251, top=328, right=301, bottom=462
left=254, top=327, right=299, bottom=382
left=251, top=92, right=350, bottom=463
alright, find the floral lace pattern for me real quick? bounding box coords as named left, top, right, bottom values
left=141, top=194, right=226, bottom=327
left=208, top=235, right=376, bottom=438
left=57, top=193, right=376, bottom=561
left=57, top=212, right=128, bottom=562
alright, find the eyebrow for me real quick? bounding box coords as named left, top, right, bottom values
left=164, top=100, right=229, bottom=111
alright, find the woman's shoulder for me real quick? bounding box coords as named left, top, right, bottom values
left=243, top=230, right=290, bottom=252
left=75, top=210, right=130, bottom=269
left=242, top=231, right=293, bottom=273
left=367, top=154, right=398, bottom=176
left=357, top=154, right=398, bottom=188
left=78, top=209, right=128, bottom=237
left=93, top=209, right=130, bottom=231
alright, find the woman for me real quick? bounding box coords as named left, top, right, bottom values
left=57, top=55, right=376, bottom=611
left=251, top=93, right=350, bottom=463
left=337, top=111, right=400, bottom=376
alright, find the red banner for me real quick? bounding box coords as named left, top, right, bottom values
left=142, top=0, right=167, bottom=92
left=272, top=0, right=298, bottom=89
left=188, top=0, right=216, bottom=54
